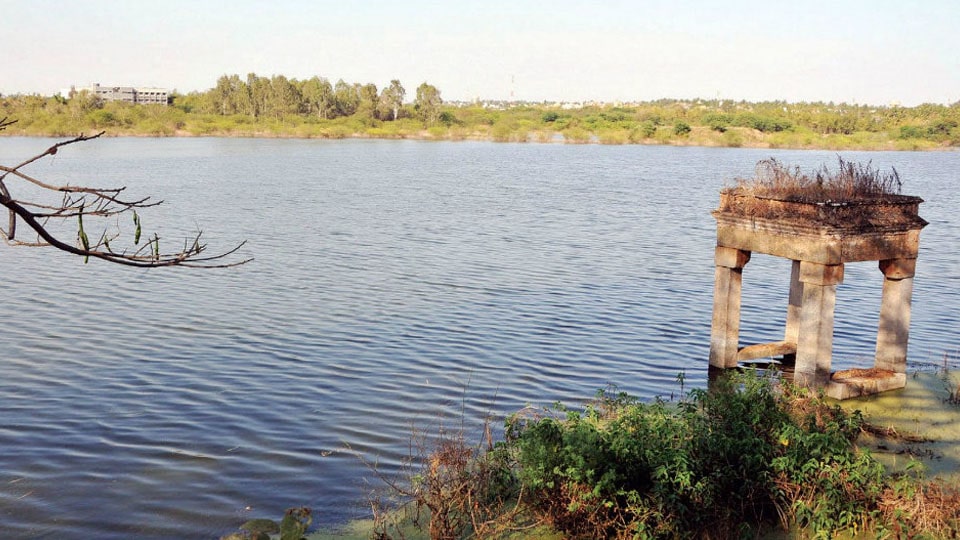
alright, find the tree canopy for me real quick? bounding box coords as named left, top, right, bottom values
left=414, top=82, right=443, bottom=125
left=380, top=80, right=406, bottom=121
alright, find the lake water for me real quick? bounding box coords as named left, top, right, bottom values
left=0, top=138, right=957, bottom=538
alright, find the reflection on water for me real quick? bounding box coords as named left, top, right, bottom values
left=0, top=138, right=957, bottom=538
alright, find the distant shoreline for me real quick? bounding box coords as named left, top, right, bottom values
left=3, top=128, right=956, bottom=152
left=3, top=90, right=958, bottom=152
left=4, top=74, right=958, bottom=152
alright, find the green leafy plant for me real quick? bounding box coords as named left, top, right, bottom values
left=280, top=507, right=312, bottom=540
left=373, top=371, right=960, bottom=539
left=220, top=507, right=311, bottom=540
left=505, top=372, right=891, bottom=539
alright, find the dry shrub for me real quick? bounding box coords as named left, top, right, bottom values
left=717, top=157, right=925, bottom=231
left=777, top=382, right=861, bottom=442
left=879, top=479, right=960, bottom=537
left=369, top=420, right=534, bottom=540
left=733, top=157, right=903, bottom=202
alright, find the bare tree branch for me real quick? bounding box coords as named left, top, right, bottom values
left=0, top=121, right=250, bottom=268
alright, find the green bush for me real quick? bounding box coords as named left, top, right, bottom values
left=927, top=119, right=958, bottom=140
left=673, top=121, right=691, bottom=136
left=899, top=125, right=925, bottom=139
left=703, top=113, right=732, bottom=132
left=86, top=109, right=117, bottom=128
left=541, top=111, right=560, bottom=123
left=437, top=110, right=459, bottom=126
left=734, top=113, right=793, bottom=133
left=638, top=120, right=658, bottom=139
left=505, top=372, right=887, bottom=539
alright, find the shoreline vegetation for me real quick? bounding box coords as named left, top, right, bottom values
left=380, top=370, right=960, bottom=540
left=225, top=369, right=960, bottom=540
left=3, top=73, right=960, bottom=151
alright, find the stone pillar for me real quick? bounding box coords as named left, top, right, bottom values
left=875, top=258, right=916, bottom=373
left=783, top=260, right=803, bottom=362
left=794, top=262, right=844, bottom=388
left=709, top=247, right=750, bottom=369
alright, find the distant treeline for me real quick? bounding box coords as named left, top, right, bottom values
left=2, top=73, right=959, bottom=150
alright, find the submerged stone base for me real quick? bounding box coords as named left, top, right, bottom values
left=825, top=368, right=907, bottom=400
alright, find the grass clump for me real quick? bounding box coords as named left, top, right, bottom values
left=733, top=157, right=903, bottom=202
left=377, top=371, right=960, bottom=539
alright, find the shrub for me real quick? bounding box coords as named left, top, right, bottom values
left=926, top=119, right=957, bottom=140
left=673, top=121, right=691, bottom=136
left=541, top=111, right=560, bottom=123
left=899, top=125, right=925, bottom=139
left=734, top=113, right=793, bottom=133
left=638, top=120, right=657, bottom=139
left=506, top=372, right=888, bottom=539
left=732, top=157, right=903, bottom=202
left=369, top=420, right=525, bottom=540
left=437, top=110, right=458, bottom=126
left=562, top=127, right=591, bottom=143
left=86, top=109, right=117, bottom=128
left=598, top=129, right=629, bottom=144
left=703, top=113, right=732, bottom=132
left=377, top=371, right=960, bottom=539
left=491, top=121, right=524, bottom=142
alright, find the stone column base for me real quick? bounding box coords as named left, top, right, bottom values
left=823, top=368, right=907, bottom=400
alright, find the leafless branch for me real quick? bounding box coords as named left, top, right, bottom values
left=0, top=122, right=250, bottom=268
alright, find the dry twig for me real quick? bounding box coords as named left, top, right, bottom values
left=0, top=119, right=249, bottom=267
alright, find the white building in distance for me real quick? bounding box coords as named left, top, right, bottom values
left=64, top=83, right=169, bottom=105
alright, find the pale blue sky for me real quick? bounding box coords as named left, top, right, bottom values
left=3, top=0, right=958, bottom=105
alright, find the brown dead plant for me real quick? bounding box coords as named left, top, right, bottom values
left=879, top=479, right=960, bottom=538
left=364, top=416, right=536, bottom=540
left=732, top=157, right=903, bottom=203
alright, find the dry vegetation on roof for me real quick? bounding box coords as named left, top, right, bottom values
left=731, top=157, right=904, bottom=202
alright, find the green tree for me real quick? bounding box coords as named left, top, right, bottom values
left=209, top=74, right=250, bottom=116
left=414, top=82, right=443, bottom=125
left=356, top=83, right=380, bottom=119
left=67, top=90, right=104, bottom=120
left=333, top=79, right=359, bottom=117
left=380, top=79, right=405, bottom=121
left=703, top=113, right=731, bottom=132
left=231, top=75, right=254, bottom=117
left=299, top=76, right=335, bottom=119
left=210, top=75, right=234, bottom=115
left=247, top=73, right=270, bottom=119
left=267, top=75, right=301, bottom=119
left=170, top=91, right=203, bottom=114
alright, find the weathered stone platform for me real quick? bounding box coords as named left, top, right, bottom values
left=708, top=191, right=927, bottom=399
